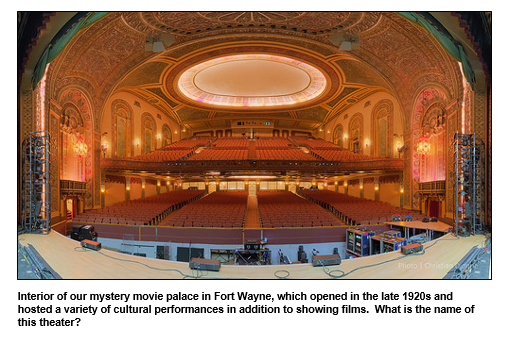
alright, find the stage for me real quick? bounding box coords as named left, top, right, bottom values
left=17, top=230, right=487, bottom=279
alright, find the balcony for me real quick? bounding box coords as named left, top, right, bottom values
left=60, top=180, right=87, bottom=195
left=418, top=180, right=445, bottom=194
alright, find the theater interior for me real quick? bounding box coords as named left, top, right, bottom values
left=17, top=11, right=492, bottom=279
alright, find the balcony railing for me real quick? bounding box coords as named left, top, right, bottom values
left=418, top=180, right=445, bottom=193
left=60, top=180, right=87, bottom=195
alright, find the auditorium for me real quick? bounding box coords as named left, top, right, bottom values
left=17, top=11, right=491, bottom=279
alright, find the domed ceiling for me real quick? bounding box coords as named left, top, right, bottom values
left=49, top=11, right=462, bottom=133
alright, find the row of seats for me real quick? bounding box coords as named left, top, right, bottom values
left=299, top=189, right=425, bottom=225
left=73, top=190, right=206, bottom=225
left=188, top=149, right=249, bottom=161
left=211, top=137, right=250, bottom=149
left=164, top=191, right=248, bottom=228
left=255, top=137, right=293, bottom=148
left=291, top=137, right=343, bottom=149
left=162, top=137, right=213, bottom=150
left=134, top=149, right=192, bottom=161
left=312, top=149, right=372, bottom=161
left=257, top=191, right=340, bottom=228
left=256, top=149, right=316, bottom=161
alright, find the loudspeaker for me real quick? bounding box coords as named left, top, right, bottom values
left=312, top=254, right=341, bottom=267
left=189, top=258, right=220, bottom=272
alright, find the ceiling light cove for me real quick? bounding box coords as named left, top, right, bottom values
left=177, top=54, right=327, bottom=108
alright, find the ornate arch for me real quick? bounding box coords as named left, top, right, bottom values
left=371, top=99, right=394, bottom=157
left=111, top=99, right=133, bottom=157
left=333, top=123, right=343, bottom=147
left=141, top=112, right=157, bottom=154
left=348, top=113, right=364, bottom=154
left=161, top=124, right=172, bottom=147
left=58, top=88, right=95, bottom=208
left=410, top=86, right=448, bottom=209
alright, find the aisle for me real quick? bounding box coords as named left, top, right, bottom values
left=244, top=195, right=261, bottom=228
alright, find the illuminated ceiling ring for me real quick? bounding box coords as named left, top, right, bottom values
left=175, top=53, right=329, bottom=109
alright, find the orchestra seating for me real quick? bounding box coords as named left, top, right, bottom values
left=73, top=190, right=205, bottom=226
left=257, top=191, right=340, bottom=228
left=299, top=189, right=425, bottom=225
left=164, top=191, right=248, bottom=228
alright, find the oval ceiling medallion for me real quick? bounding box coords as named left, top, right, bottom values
left=177, top=54, right=327, bottom=108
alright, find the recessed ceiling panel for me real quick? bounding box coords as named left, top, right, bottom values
left=176, top=54, right=327, bottom=108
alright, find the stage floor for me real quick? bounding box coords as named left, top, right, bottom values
left=17, top=231, right=487, bottom=279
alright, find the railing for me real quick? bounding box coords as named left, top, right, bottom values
left=418, top=180, right=446, bottom=193
left=60, top=180, right=87, bottom=194
left=101, top=157, right=404, bottom=173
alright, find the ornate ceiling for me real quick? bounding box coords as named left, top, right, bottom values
left=48, top=12, right=462, bottom=133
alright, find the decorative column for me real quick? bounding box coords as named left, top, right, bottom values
left=125, top=176, right=131, bottom=201
left=156, top=180, right=161, bottom=195
left=374, top=176, right=379, bottom=201
left=399, top=173, right=404, bottom=208
left=100, top=173, right=105, bottom=207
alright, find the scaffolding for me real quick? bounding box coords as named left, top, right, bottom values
left=21, top=131, right=51, bottom=234
left=453, top=132, right=485, bottom=236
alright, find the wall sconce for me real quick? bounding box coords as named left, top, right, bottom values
left=157, top=180, right=161, bottom=187
left=400, top=188, right=404, bottom=194
left=135, top=139, right=140, bottom=148
left=100, top=141, right=108, bottom=158
left=364, top=139, right=370, bottom=147
left=100, top=184, right=105, bottom=193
